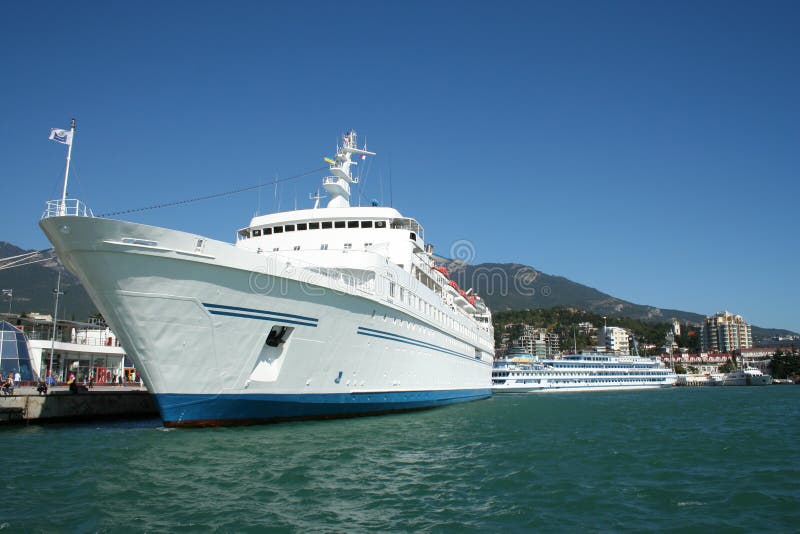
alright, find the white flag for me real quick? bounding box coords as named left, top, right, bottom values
left=49, top=128, right=73, bottom=145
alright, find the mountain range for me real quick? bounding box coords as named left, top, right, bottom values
left=0, top=242, right=96, bottom=323
left=1, top=241, right=795, bottom=340
left=439, top=260, right=796, bottom=340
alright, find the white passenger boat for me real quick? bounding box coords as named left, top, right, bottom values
left=40, top=128, right=494, bottom=426
left=719, top=367, right=773, bottom=386
left=492, top=350, right=677, bottom=392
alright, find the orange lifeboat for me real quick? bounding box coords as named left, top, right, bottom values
left=433, top=265, right=450, bottom=277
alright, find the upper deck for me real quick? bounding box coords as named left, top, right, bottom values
left=237, top=206, right=424, bottom=242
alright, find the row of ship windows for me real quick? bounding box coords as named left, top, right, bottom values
left=388, top=282, right=479, bottom=344
left=372, top=311, right=481, bottom=358
left=267, top=243, right=374, bottom=252
left=247, top=220, right=388, bottom=238
left=372, top=307, right=475, bottom=353
left=502, top=371, right=668, bottom=376
left=499, top=378, right=667, bottom=384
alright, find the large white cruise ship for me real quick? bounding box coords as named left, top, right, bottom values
left=40, top=130, right=494, bottom=426
left=492, top=350, right=676, bottom=393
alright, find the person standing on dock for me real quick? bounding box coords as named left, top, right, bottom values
left=2, top=373, right=14, bottom=396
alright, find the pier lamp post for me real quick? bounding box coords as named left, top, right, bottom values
left=2, top=289, right=11, bottom=318
left=0, top=290, right=11, bottom=373
left=49, top=271, right=64, bottom=382
left=572, top=325, right=578, bottom=354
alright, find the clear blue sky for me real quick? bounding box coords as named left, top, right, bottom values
left=1, top=1, right=798, bottom=332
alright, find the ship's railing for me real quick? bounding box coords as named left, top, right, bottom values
left=323, top=175, right=359, bottom=185
left=42, top=199, right=93, bottom=219
left=23, top=326, right=123, bottom=347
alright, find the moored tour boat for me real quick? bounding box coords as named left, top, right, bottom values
left=492, top=349, right=677, bottom=393
left=719, top=367, right=773, bottom=386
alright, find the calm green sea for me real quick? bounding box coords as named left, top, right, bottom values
left=2, top=386, right=799, bottom=532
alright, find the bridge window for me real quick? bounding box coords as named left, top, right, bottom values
left=273, top=226, right=283, bottom=233
left=375, top=221, right=386, bottom=229
left=297, top=223, right=308, bottom=231
left=252, top=229, right=262, bottom=237
left=322, top=221, right=332, bottom=229
left=361, top=221, right=373, bottom=228
left=285, top=224, right=295, bottom=232
left=334, top=221, right=346, bottom=228
left=309, top=222, right=320, bottom=230
left=264, top=228, right=272, bottom=235
left=347, top=220, right=359, bottom=228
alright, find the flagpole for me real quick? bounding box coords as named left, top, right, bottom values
left=59, top=118, right=76, bottom=215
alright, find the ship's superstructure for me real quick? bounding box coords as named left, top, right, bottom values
left=40, top=130, right=494, bottom=426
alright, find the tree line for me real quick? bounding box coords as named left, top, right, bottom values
left=493, top=307, right=700, bottom=355
left=770, top=349, right=800, bottom=379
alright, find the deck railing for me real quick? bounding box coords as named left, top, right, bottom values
left=42, top=199, right=93, bottom=219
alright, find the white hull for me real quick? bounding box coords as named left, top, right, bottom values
left=40, top=216, right=493, bottom=425
left=715, top=369, right=773, bottom=386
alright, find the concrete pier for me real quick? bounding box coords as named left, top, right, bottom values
left=0, top=386, right=158, bottom=424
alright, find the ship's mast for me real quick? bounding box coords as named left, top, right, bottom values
left=59, top=118, right=76, bottom=215
left=322, top=131, right=375, bottom=208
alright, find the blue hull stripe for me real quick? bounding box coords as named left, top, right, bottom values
left=154, top=389, right=492, bottom=426
left=203, top=303, right=318, bottom=327
left=208, top=310, right=317, bottom=327
left=203, top=303, right=318, bottom=323
left=357, top=326, right=489, bottom=366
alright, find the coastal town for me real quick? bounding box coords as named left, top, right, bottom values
left=496, top=309, right=800, bottom=385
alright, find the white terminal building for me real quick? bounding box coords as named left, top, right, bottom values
left=17, top=316, right=136, bottom=383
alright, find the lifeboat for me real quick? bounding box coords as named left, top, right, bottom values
left=433, top=265, right=450, bottom=277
